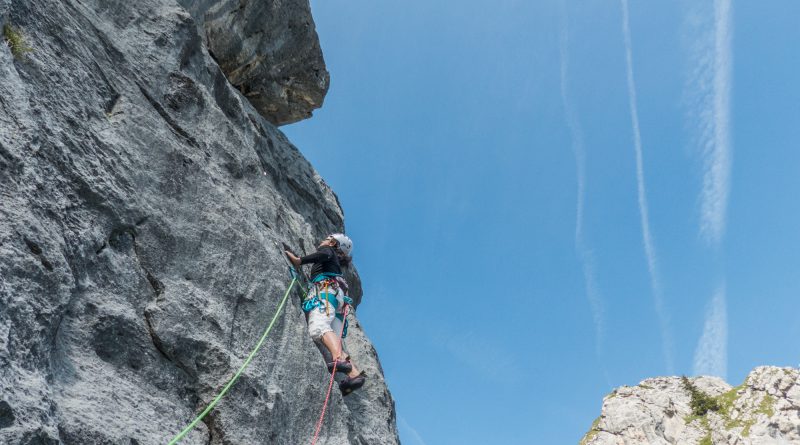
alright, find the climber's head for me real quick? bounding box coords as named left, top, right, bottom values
left=320, top=233, right=353, bottom=257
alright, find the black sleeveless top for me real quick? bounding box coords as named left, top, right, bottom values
left=300, top=246, right=341, bottom=279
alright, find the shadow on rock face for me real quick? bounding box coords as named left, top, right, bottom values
left=0, top=401, right=15, bottom=429
left=91, top=314, right=146, bottom=371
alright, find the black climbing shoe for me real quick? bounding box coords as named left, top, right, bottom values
left=339, top=373, right=366, bottom=396
left=327, top=359, right=352, bottom=374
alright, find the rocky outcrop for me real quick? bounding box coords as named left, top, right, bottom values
left=581, top=367, right=800, bottom=445
left=178, top=0, right=330, bottom=126
left=0, top=0, right=395, bottom=444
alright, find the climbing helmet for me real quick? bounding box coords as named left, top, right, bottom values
left=330, top=233, right=353, bottom=256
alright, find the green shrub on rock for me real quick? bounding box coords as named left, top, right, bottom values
left=3, top=24, right=32, bottom=59
left=681, top=376, right=721, bottom=417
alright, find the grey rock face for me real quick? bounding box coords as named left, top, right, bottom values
left=178, top=0, right=330, bottom=126
left=0, top=0, right=396, bottom=444
left=582, top=367, right=800, bottom=445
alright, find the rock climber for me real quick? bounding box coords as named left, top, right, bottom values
left=284, top=233, right=366, bottom=395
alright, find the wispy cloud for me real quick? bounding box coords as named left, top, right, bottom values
left=687, top=0, right=733, bottom=381
left=620, top=0, right=674, bottom=373
left=398, top=416, right=428, bottom=445
left=693, top=285, right=728, bottom=379
left=559, top=0, right=605, bottom=359
left=689, top=0, right=734, bottom=247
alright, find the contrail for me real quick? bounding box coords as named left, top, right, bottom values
left=701, top=0, right=733, bottom=246
left=559, top=0, right=606, bottom=360
left=620, top=0, right=674, bottom=373
left=693, top=285, right=728, bottom=379
left=689, top=0, right=733, bottom=379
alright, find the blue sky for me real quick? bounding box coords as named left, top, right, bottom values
left=284, top=1, right=800, bottom=443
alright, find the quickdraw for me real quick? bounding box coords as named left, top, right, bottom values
left=323, top=281, right=330, bottom=316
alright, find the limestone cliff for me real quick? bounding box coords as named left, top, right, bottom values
left=581, top=367, right=800, bottom=445
left=0, top=0, right=397, bottom=444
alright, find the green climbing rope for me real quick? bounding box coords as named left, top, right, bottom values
left=167, top=277, right=297, bottom=444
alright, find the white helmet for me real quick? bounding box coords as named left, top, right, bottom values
left=330, top=233, right=353, bottom=256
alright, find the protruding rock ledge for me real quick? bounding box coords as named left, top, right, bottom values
left=180, top=0, right=330, bottom=126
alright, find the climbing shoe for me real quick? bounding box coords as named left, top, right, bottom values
left=339, top=373, right=366, bottom=396
left=327, top=359, right=352, bottom=374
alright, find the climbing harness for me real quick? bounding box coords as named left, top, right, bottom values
left=302, top=273, right=352, bottom=338
left=166, top=276, right=297, bottom=445
left=309, top=302, right=351, bottom=445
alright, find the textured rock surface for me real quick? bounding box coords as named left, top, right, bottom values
left=581, top=367, right=800, bottom=445
left=0, top=0, right=396, bottom=444
left=178, top=0, right=330, bottom=126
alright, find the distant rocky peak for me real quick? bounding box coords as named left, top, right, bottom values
left=582, top=366, right=800, bottom=445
